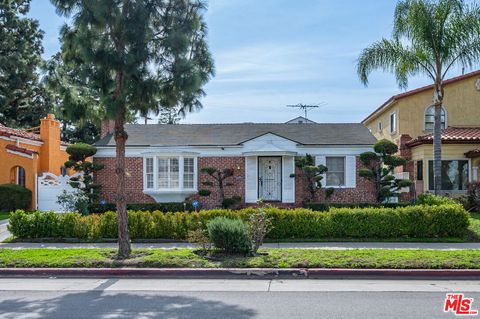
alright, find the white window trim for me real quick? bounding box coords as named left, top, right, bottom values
left=425, top=158, right=471, bottom=192
left=389, top=112, right=397, bottom=134
left=325, top=156, right=346, bottom=188
left=377, top=121, right=383, bottom=132
left=423, top=105, right=447, bottom=131
left=143, top=155, right=197, bottom=193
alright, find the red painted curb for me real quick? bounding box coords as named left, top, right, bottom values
left=0, top=268, right=479, bottom=279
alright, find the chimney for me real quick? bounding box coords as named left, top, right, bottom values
left=39, top=114, right=61, bottom=174
left=100, top=119, right=115, bottom=139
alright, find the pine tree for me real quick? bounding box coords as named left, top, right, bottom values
left=52, top=0, right=214, bottom=258
left=0, top=0, right=48, bottom=128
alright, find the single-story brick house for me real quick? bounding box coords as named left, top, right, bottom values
left=93, top=119, right=377, bottom=208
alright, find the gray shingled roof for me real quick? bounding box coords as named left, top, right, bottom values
left=94, top=123, right=376, bottom=147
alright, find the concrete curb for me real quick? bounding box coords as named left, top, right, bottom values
left=1, top=268, right=480, bottom=279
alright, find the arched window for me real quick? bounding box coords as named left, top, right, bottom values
left=424, top=106, right=446, bottom=131
left=10, top=166, right=26, bottom=187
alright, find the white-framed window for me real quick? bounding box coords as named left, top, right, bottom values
left=389, top=112, right=397, bottom=134
left=145, top=158, right=154, bottom=188
left=377, top=121, right=383, bottom=132
left=144, top=156, right=197, bottom=191
left=183, top=157, right=195, bottom=189
left=326, top=156, right=345, bottom=187
left=424, top=105, right=446, bottom=131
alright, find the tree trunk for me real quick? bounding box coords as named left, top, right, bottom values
left=113, top=70, right=131, bottom=258
left=114, top=107, right=131, bottom=258
left=433, top=80, right=444, bottom=195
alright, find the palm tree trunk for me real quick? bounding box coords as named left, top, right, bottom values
left=114, top=71, right=131, bottom=258
left=433, top=80, right=444, bottom=195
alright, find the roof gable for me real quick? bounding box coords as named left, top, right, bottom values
left=362, top=70, right=480, bottom=124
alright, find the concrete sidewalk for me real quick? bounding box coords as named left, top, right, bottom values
left=0, top=241, right=479, bottom=250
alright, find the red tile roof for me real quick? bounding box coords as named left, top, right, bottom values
left=0, top=124, right=42, bottom=142
left=362, top=70, right=480, bottom=123
left=406, top=127, right=480, bottom=147
left=5, top=144, right=38, bottom=156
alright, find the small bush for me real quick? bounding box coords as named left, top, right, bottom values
left=222, top=196, right=242, bottom=209
left=247, top=206, right=273, bottom=255
left=416, top=193, right=458, bottom=206
left=0, top=184, right=32, bottom=212
left=207, top=217, right=251, bottom=254
left=198, top=189, right=211, bottom=197
left=187, top=227, right=211, bottom=252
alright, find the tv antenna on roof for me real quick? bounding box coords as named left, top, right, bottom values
left=286, top=102, right=326, bottom=119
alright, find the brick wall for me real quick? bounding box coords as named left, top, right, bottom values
left=94, top=157, right=155, bottom=203
left=94, top=155, right=376, bottom=207
left=196, top=157, right=245, bottom=208
left=295, top=156, right=376, bottom=205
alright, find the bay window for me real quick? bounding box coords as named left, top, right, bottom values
left=428, top=160, right=469, bottom=191
left=144, top=156, right=196, bottom=191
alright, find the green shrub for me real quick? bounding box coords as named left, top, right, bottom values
left=305, top=202, right=411, bottom=211
left=89, top=202, right=194, bottom=214
left=222, top=196, right=242, bottom=209
left=207, top=217, right=251, bottom=253
left=0, top=184, right=32, bottom=212
left=8, top=204, right=470, bottom=240
left=416, top=193, right=458, bottom=206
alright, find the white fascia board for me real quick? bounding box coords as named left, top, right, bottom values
left=94, top=144, right=374, bottom=158
left=6, top=149, right=34, bottom=159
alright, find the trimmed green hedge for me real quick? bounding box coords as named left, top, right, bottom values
left=305, top=202, right=412, bottom=211
left=0, top=184, right=32, bottom=212
left=8, top=204, right=469, bottom=240
left=89, top=202, right=194, bottom=214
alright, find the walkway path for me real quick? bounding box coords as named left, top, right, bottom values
left=1, top=241, right=479, bottom=250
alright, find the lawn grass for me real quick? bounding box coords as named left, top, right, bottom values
left=1, top=248, right=480, bottom=269
left=0, top=212, right=9, bottom=221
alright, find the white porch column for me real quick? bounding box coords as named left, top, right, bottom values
left=245, top=156, right=258, bottom=203
left=282, top=156, right=295, bottom=203
left=473, top=165, right=479, bottom=182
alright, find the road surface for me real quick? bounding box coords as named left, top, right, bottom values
left=0, top=278, right=478, bottom=318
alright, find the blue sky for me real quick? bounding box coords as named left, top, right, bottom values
left=29, top=0, right=471, bottom=124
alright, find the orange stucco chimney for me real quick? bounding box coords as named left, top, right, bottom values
left=39, top=114, right=62, bottom=174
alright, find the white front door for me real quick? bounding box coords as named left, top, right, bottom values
left=258, top=157, right=282, bottom=201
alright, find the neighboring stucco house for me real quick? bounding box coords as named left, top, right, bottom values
left=94, top=120, right=377, bottom=208
left=0, top=114, right=69, bottom=208
left=362, top=70, right=480, bottom=196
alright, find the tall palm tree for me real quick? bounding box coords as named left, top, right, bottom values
left=357, top=0, right=480, bottom=194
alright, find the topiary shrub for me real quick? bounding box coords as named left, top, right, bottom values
left=207, top=217, right=251, bottom=254
left=0, top=184, right=32, bottom=212
left=222, top=196, right=242, bottom=209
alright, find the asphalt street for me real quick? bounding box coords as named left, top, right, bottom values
left=0, top=279, right=478, bottom=318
